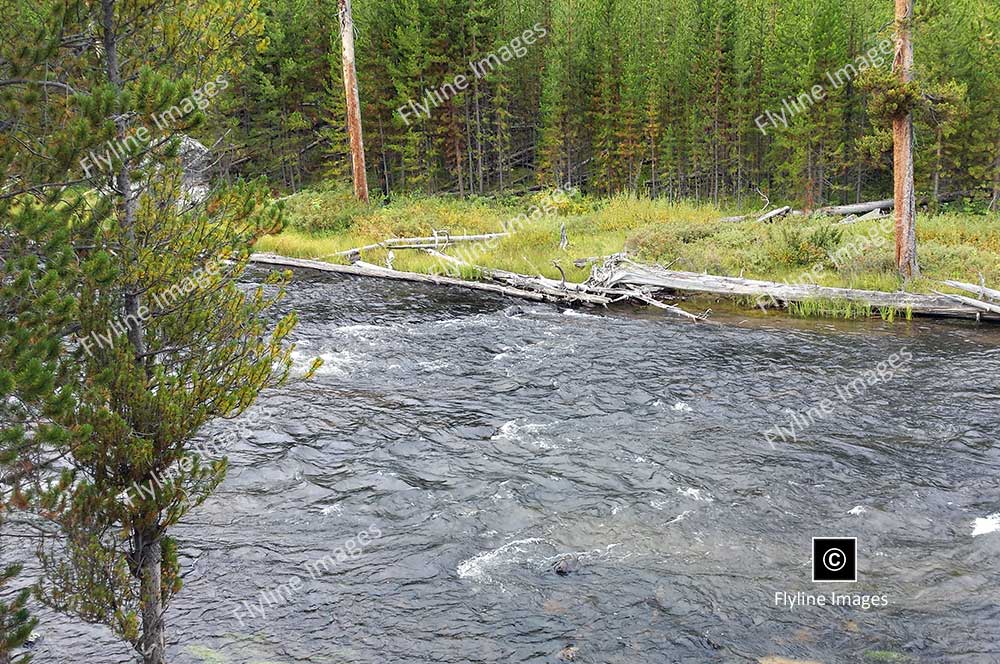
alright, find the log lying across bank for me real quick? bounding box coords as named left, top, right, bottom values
left=250, top=253, right=706, bottom=320
left=250, top=253, right=1000, bottom=323
left=251, top=252, right=606, bottom=304
left=588, top=257, right=1000, bottom=321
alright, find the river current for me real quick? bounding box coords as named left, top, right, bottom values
left=23, top=268, right=1000, bottom=662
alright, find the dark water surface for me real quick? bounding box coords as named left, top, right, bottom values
left=25, top=269, right=1000, bottom=663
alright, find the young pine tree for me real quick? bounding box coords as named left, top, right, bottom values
left=1, top=2, right=317, bottom=663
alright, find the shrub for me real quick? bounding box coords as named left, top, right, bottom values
left=282, top=188, right=369, bottom=234
left=766, top=225, right=843, bottom=267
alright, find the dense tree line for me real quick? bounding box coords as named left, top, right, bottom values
left=221, top=0, right=999, bottom=209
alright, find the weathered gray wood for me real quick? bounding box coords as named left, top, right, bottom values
left=940, top=279, right=1000, bottom=303
left=589, top=258, right=999, bottom=320
left=328, top=233, right=509, bottom=257
left=756, top=206, right=792, bottom=223
left=933, top=291, right=1000, bottom=315
left=816, top=199, right=895, bottom=216
left=251, top=252, right=999, bottom=323
left=250, top=253, right=610, bottom=306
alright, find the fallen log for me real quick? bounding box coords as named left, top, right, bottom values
left=838, top=208, right=889, bottom=225
left=588, top=257, right=1000, bottom=321
left=326, top=232, right=509, bottom=258
left=933, top=291, right=1000, bottom=316
left=939, top=279, right=1000, bottom=303
left=815, top=199, right=894, bottom=216
left=250, top=252, right=708, bottom=321
left=816, top=191, right=968, bottom=216
left=423, top=248, right=600, bottom=297
left=250, top=252, right=997, bottom=323
left=251, top=253, right=611, bottom=306
left=756, top=206, right=792, bottom=223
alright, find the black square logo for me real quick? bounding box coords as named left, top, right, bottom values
left=812, top=537, right=857, bottom=583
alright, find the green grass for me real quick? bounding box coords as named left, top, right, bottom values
left=256, top=187, right=1000, bottom=317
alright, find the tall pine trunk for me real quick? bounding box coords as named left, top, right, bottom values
left=991, top=151, right=1000, bottom=212
left=339, top=0, right=369, bottom=204
left=893, top=0, right=919, bottom=278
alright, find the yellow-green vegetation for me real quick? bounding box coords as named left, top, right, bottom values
left=257, top=187, right=1000, bottom=305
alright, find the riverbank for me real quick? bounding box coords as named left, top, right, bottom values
left=256, top=187, right=1000, bottom=319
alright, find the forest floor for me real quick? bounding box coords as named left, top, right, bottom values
left=256, top=186, right=1000, bottom=315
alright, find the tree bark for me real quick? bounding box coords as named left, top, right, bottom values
left=991, top=151, right=1000, bottom=212
left=933, top=125, right=943, bottom=201
left=893, top=0, right=919, bottom=278
left=138, top=535, right=166, bottom=664
left=338, top=0, right=369, bottom=204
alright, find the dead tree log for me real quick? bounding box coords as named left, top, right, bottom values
left=251, top=253, right=611, bottom=306
left=816, top=199, right=895, bottom=216
left=756, top=206, right=792, bottom=223
left=249, top=252, right=1000, bottom=323
left=587, top=257, right=999, bottom=320
left=328, top=232, right=509, bottom=258
left=940, top=280, right=1000, bottom=303
left=933, top=291, right=1000, bottom=316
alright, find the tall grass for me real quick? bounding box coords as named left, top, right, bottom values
left=258, top=187, right=1000, bottom=306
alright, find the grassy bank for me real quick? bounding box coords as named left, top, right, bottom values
left=257, top=186, right=1000, bottom=310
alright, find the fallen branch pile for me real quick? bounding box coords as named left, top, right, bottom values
left=587, top=256, right=1000, bottom=320
left=249, top=253, right=706, bottom=320
left=249, top=252, right=999, bottom=323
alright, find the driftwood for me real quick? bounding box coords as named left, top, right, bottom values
left=252, top=253, right=609, bottom=306
left=838, top=208, right=888, bottom=225
left=940, top=279, right=1000, bottom=303
left=720, top=207, right=802, bottom=223
left=815, top=191, right=967, bottom=217
left=250, top=251, right=998, bottom=323
left=933, top=291, right=1000, bottom=316
left=250, top=253, right=705, bottom=320
left=588, top=257, right=1000, bottom=321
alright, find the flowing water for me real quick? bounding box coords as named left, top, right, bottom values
left=22, top=269, right=1000, bottom=663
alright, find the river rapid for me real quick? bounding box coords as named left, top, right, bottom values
left=25, top=268, right=1000, bottom=663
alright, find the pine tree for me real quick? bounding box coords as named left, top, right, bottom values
left=0, top=564, right=37, bottom=664
left=1, top=2, right=316, bottom=663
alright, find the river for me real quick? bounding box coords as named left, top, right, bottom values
left=24, top=269, right=1000, bottom=662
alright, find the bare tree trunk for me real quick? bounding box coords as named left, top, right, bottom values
left=338, top=0, right=369, bottom=204
left=893, top=0, right=919, bottom=278
left=991, top=151, right=1000, bottom=212
left=933, top=125, right=943, bottom=201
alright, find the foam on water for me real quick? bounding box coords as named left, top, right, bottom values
left=972, top=513, right=1000, bottom=537
left=677, top=487, right=713, bottom=502
left=456, top=538, right=623, bottom=587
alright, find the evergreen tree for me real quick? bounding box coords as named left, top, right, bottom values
left=1, top=2, right=316, bottom=662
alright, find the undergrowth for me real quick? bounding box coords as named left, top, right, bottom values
left=256, top=187, right=1000, bottom=321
